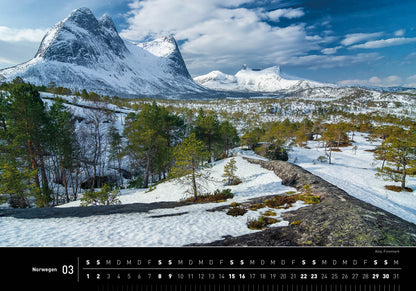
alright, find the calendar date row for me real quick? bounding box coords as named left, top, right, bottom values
left=82, top=271, right=400, bottom=282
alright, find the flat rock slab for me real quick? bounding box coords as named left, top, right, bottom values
left=200, top=158, right=416, bottom=246
left=0, top=201, right=192, bottom=219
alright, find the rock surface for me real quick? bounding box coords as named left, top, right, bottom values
left=201, top=158, right=416, bottom=246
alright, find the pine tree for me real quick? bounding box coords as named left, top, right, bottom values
left=124, top=101, right=182, bottom=187
left=321, top=124, right=339, bottom=164
left=241, top=127, right=264, bottom=150
left=6, top=79, right=52, bottom=206
left=222, top=158, right=241, bottom=186
left=169, top=133, right=210, bottom=200
left=48, top=98, right=77, bottom=203
left=376, top=128, right=416, bottom=190
left=194, top=109, right=221, bottom=162
left=109, top=125, right=124, bottom=183
left=0, top=162, right=39, bottom=208
left=219, top=121, right=239, bottom=158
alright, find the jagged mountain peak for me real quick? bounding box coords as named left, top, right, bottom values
left=0, top=7, right=205, bottom=97
left=66, top=7, right=97, bottom=26
left=99, top=14, right=118, bottom=35
left=136, top=35, right=192, bottom=79
left=138, top=35, right=179, bottom=58
left=34, top=7, right=128, bottom=66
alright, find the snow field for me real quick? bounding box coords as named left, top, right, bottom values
left=291, top=132, right=416, bottom=224
left=0, top=154, right=303, bottom=246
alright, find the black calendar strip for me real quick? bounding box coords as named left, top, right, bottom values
left=2, top=247, right=412, bottom=291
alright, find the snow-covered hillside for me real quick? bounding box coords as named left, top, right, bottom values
left=0, top=154, right=307, bottom=246
left=194, top=66, right=334, bottom=93
left=0, top=8, right=206, bottom=98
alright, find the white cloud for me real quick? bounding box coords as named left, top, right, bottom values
left=341, top=32, right=383, bottom=46
left=321, top=46, right=342, bottom=55
left=350, top=37, right=416, bottom=49
left=404, top=75, right=416, bottom=88
left=121, top=0, right=329, bottom=73
left=266, top=8, right=305, bottom=22
left=121, top=0, right=253, bottom=41
left=286, top=53, right=382, bottom=70
left=120, top=0, right=327, bottom=74
left=338, top=75, right=404, bottom=87
left=368, top=76, right=382, bottom=84
left=394, top=29, right=405, bottom=37
left=0, top=26, right=47, bottom=43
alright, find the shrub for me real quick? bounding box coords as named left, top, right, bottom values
left=213, top=188, right=234, bottom=200
left=262, top=210, right=277, bottom=216
left=128, top=176, right=143, bottom=189
left=300, top=194, right=321, bottom=204
left=227, top=205, right=247, bottom=216
left=182, top=188, right=234, bottom=203
left=264, top=193, right=320, bottom=208
left=80, top=184, right=121, bottom=206
left=247, top=215, right=280, bottom=230
left=254, top=143, right=288, bottom=161
left=384, top=185, right=413, bottom=192
left=317, top=155, right=328, bottom=163
left=230, top=202, right=242, bottom=207
left=248, top=203, right=265, bottom=210
left=264, top=195, right=298, bottom=208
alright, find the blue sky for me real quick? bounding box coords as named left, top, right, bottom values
left=1, top=0, right=415, bottom=87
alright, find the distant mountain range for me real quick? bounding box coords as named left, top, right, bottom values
left=0, top=8, right=206, bottom=98
left=193, top=65, right=335, bottom=93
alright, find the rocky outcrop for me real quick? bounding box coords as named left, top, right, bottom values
left=203, top=158, right=416, bottom=246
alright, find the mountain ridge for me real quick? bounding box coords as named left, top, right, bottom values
left=194, top=65, right=336, bottom=93
left=0, top=7, right=206, bottom=98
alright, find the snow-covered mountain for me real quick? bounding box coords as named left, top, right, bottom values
left=194, top=66, right=335, bottom=93
left=0, top=8, right=206, bottom=98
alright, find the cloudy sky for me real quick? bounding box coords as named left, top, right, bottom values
left=1, top=0, right=415, bottom=87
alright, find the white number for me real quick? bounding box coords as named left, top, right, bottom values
left=62, top=265, right=74, bottom=275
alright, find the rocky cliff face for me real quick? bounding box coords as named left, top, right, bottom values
left=0, top=8, right=205, bottom=98
left=202, top=158, right=416, bottom=246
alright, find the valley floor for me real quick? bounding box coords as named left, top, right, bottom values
left=1, top=133, right=415, bottom=246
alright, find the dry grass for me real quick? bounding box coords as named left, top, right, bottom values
left=384, top=185, right=413, bottom=192
left=182, top=189, right=234, bottom=203
left=247, top=215, right=280, bottom=230
left=263, top=193, right=320, bottom=209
